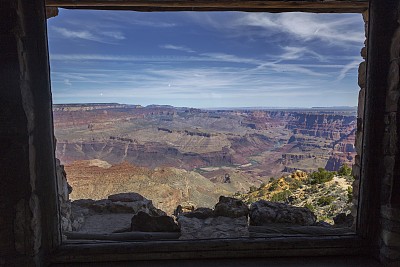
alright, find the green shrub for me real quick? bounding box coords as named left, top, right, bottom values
left=289, top=180, right=302, bottom=190
left=309, top=168, right=335, bottom=184
left=308, top=184, right=318, bottom=193
left=268, top=182, right=278, bottom=192
left=249, top=186, right=257, bottom=193
left=347, top=186, right=353, bottom=204
left=304, top=203, right=315, bottom=212
left=338, top=164, right=352, bottom=176
left=258, top=188, right=268, bottom=197
left=271, top=190, right=292, bottom=202
left=317, top=196, right=335, bottom=206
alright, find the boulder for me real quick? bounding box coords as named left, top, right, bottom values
left=108, top=192, right=145, bottom=202
left=214, top=196, right=249, bottom=218
left=131, top=211, right=180, bottom=232
left=333, top=213, right=354, bottom=227
left=72, top=193, right=166, bottom=216
left=249, top=200, right=316, bottom=226
left=181, top=207, right=214, bottom=219
left=178, top=216, right=248, bottom=239
left=70, top=193, right=168, bottom=234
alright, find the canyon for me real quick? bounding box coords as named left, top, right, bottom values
left=54, top=103, right=356, bottom=213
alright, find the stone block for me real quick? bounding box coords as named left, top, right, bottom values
left=358, top=61, right=366, bottom=88
left=384, top=156, right=396, bottom=179
left=386, top=90, right=400, bottom=113
left=380, top=243, right=400, bottom=261
left=382, top=218, right=400, bottom=234
left=131, top=211, right=179, bottom=232
left=387, top=260, right=400, bottom=267
left=382, top=229, right=400, bottom=247
left=382, top=184, right=393, bottom=205
left=352, top=179, right=360, bottom=198
left=358, top=87, right=365, bottom=118
left=386, top=60, right=400, bottom=112
left=45, top=7, right=58, bottom=19
left=361, top=47, right=367, bottom=59
left=214, top=196, right=249, bottom=218
left=383, top=113, right=398, bottom=156
left=381, top=206, right=400, bottom=223
left=363, top=10, right=369, bottom=23
left=352, top=163, right=361, bottom=179
left=351, top=205, right=358, bottom=218
left=178, top=216, right=248, bottom=239
left=355, top=131, right=363, bottom=156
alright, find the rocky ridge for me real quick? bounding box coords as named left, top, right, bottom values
left=234, top=169, right=354, bottom=223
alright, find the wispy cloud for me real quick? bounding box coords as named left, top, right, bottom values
left=201, top=52, right=261, bottom=65
left=337, top=59, right=360, bottom=81
left=102, top=31, right=126, bottom=40
left=63, top=79, right=72, bottom=86
left=160, top=44, right=195, bottom=53
left=48, top=11, right=362, bottom=108
left=50, top=52, right=350, bottom=78
left=53, top=27, right=100, bottom=42
left=52, top=26, right=125, bottom=44
left=126, top=20, right=176, bottom=28
left=240, top=13, right=364, bottom=45
left=278, top=46, right=327, bottom=62
left=188, top=12, right=364, bottom=46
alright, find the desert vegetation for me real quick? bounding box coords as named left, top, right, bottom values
left=235, top=167, right=354, bottom=223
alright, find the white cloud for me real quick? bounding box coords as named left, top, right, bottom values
left=63, top=79, right=72, bottom=86
left=52, top=26, right=125, bottom=44
left=102, top=31, right=126, bottom=40
left=192, top=13, right=364, bottom=46
left=241, top=13, right=364, bottom=45
left=53, top=27, right=100, bottom=41
left=160, top=44, right=195, bottom=53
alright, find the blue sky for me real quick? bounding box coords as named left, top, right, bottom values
left=47, top=10, right=364, bottom=108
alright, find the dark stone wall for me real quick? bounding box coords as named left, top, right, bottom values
left=376, top=0, right=400, bottom=265
left=362, top=0, right=400, bottom=265
left=0, top=0, right=59, bottom=266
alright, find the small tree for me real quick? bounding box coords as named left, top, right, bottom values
left=309, top=168, right=335, bottom=184
left=338, top=164, right=352, bottom=176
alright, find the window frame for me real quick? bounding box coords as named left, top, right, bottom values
left=42, top=0, right=380, bottom=264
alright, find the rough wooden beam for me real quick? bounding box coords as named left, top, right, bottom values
left=46, top=0, right=369, bottom=13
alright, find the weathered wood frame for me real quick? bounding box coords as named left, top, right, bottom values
left=46, top=0, right=368, bottom=12
left=38, top=0, right=392, bottom=265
